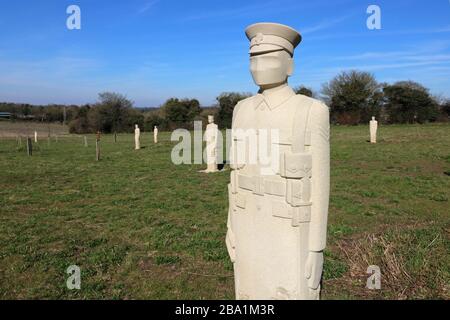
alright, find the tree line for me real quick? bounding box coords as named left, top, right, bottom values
left=321, top=70, right=449, bottom=124
left=1, top=70, right=449, bottom=133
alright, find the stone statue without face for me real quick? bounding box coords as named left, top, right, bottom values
left=154, top=126, right=158, bottom=144
left=370, top=116, right=378, bottom=143
left=226, top=22, right=330, bottom=300
left=204, top=115, right=219, bottom=172
left=134, top=124, right=140, bottom=150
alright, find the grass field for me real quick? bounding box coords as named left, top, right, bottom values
left=0, top=123, right=449, bottom=299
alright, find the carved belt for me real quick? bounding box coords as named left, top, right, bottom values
left=236, top=173, right=311, bottom=226
left=237, top=174, right=285, bottom=196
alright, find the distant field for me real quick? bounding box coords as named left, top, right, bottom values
left=0, top=123, right=449, bottom=299
left=0, top=121, right=69, bottom=138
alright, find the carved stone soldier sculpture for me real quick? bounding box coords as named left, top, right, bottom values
left=204, top=115, right=219, bottom=172
left=370, top=116, right=378, bottom=144
left=154, top=126, right=158, bottom=144
left=134, top=124, right=141, bottom=150
left=226, top=23, right=330, bottom=300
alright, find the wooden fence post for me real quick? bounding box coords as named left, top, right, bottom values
left=27, top=137, right=32, bottom=156
left=96, top=139, right=100, bottom=161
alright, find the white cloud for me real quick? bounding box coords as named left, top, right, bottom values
left=138, top=0, right=159, bottom=14
left=301, top=14, right=353, bottom=35
left=329, top=60, right=449, bottom=72
left=181, top=1, right=280, bottom=22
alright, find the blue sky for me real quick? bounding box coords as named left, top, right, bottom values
left=0, top=0, right=449, bottom=107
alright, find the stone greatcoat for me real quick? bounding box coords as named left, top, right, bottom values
left=226, top=84, right=330, bottom=300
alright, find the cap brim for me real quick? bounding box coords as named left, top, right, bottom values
left=249, top=43, right=284, bottom=54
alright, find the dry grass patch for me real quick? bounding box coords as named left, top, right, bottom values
left=336, top=225, right=449, bottom=299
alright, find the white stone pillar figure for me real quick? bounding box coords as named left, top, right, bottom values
left=34, top=131, right=38, bottom=143
left=226, top=23, right=330, bottom=300
left=370, top=116, right=378, bottom=144
left=204, top=115, right=219, bottom=172
left=134, top=124, right=140, bottom=150
left=154, top=126, right=158, bottom=144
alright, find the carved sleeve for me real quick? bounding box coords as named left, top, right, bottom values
left=308, top=101, right=330, bottom=252
left=226, top=100, right=243, bottom=260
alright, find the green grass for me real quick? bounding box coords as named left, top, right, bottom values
left=0, top=123, right=449, bottom=299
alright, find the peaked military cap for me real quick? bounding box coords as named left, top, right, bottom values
left=245, top=22, right=302, bottom=56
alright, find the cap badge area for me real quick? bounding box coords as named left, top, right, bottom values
left=252, top=33, right=264, bottom=46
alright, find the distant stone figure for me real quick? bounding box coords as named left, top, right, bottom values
left=135, top=124, right=141, bottom=150
left=204, top=115, right=219, bottom=172
left=154, top=126, right=158, bottom=144
left=370, top=116, right=378, bottom=143
left=226, top=23, right=330, bottom=300
left=34, top=131, right=38, bottom=143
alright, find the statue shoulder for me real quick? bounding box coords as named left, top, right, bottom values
left=231, top=95, right=258, bottom=127
left=297, top=94, right=330, bottom=126
left=233, top=94, right=258, bottom=116
left=295, top=94, right=329, bottom=118
left=235, top=94, right=257, bottom=107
